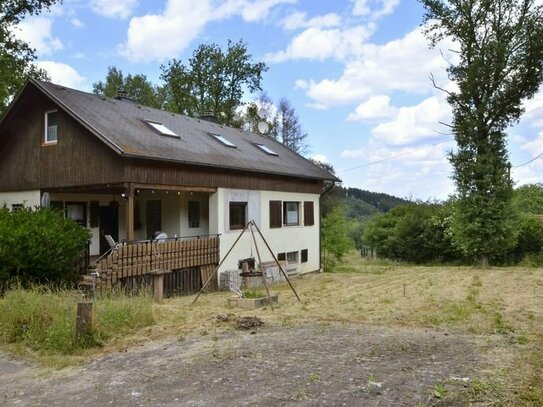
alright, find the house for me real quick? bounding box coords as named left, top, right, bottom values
left=0, top=79, right=338, bottom=291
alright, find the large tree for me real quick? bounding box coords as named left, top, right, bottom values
left=160, top=40, right=267, bottom=127
left=420, top=0, right=543, bottom=267
left=92, top=66, right=167, bottom=109
left=0, top=0, right=59, bottom=114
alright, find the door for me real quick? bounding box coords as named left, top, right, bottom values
left=146, top=200, right=162, bottom=239
left=99, top=204, right=119, bottom=254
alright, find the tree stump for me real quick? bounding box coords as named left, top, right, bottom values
left=76, top=301, right=93, bottom=344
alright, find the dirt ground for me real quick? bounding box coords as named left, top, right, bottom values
left=0, top=323, right=505, bottom=407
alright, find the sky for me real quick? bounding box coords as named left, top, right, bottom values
left=14, top=0, right=543, bottom=200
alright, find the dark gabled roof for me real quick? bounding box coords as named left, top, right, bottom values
left=25, top=79, right=338, bottom=182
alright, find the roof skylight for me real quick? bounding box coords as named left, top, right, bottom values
left=254, top=143, right=278, bottom=156
left=145, top=120, right=178, bottom=138
left=210, top=132, right=236, bottom=148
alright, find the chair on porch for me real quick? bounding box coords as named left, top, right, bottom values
left=105, top=234, right=120, bottom=250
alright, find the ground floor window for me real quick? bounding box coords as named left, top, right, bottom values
left=286, top=251, right=299, bottom=264
left=229, top=202, right=247, bottom=230
left=65, top=202, right=87, bottom=226
left=188, top=201, right=200, bottom=228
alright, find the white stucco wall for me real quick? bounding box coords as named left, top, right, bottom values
left=0, top=190, right=41, bottom=209
left=216, top=188, right=321, bottom=276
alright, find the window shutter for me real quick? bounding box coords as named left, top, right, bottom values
left=304, top=201, right=314, bottom=226
left=269, top=200, right=282, bottom=228
left=301, top=249, right=308, bottom=263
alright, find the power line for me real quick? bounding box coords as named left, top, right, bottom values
left=512, top=151, right=543, bottom=168
left=338, top=138, right=453, bottom=173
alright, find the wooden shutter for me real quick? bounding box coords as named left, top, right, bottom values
left=269, top=200, right=282, bottom=228
left=304, top=201, right=314, bottom=226
left=301, top=249, right=308, bottom=263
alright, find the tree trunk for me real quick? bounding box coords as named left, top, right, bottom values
left=477, top=255, right=489, bottom=269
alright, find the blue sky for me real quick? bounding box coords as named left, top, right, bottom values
left=15, top=0, right=543, bottom=199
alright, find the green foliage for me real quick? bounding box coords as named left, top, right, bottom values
left=420, top=0, right=543, bottom=266
left=92, top=66, right=166, bottom=109
left=0, top=0, right=59, bottom=113
left=363, top=203, right=460, bottom=263
left=512, top=183, right=543, bottom=214
left=161, top=40, right=267, bottom=127
left=241, top=288, right=265, bottom=299
left=0, top=206, right=91, bottom=286
left=321, top=207, right=354, bottom=271
left=0, top=287, right=154, bottom=354
left=341, top=187, right=409, bottom=214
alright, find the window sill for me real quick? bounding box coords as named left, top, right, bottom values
left=42, top=141, right=58, bottom=147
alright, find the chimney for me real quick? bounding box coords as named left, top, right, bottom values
left=115, top=89, right=131, bottom=100
left=200, top=111, right=219, bottom=123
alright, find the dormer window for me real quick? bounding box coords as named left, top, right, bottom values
left=209, top=132, right=236, bottom=148
left=44, top=110, right=58, bottom=144
left=144, top=120, right=178, bottom=138
left=254, top=143, right=278, bottom=156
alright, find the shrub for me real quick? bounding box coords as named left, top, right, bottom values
left=0, top=206, right=91, bottom=286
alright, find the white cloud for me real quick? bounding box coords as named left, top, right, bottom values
left=70, top=17, right=84, bottom=28
left=296, top=28, right=452, bottom=109
left=351, top=0, right=400, bottom=19
left=312, top=154, right=328, bottom=163
left=90, top=0, right=138, bottom=19
left=347, top=95, right=397, bottom=122
left=16, top=17, right=63, bottom=56
left=371, top=96, right=452, bottom=146
left=36, top=61, right=87, bottom=89
left=120, top=0, right=294, bottom=62
left=281, top=11, right=341, bottom=30
left=266, top=24, right=375, bottom=63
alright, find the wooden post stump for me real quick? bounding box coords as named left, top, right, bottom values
left=76, top=301, right=93, bottom=344
left=151, top=269, right=171, bottom=301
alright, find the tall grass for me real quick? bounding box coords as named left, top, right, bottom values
left=0, top=287, right=154, bottom=355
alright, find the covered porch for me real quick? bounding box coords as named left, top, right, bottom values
left=44, top=182, right=221, bottom=294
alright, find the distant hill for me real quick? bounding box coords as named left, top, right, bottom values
left=339, top=187, right=409, bottom=218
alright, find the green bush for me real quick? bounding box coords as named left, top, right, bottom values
left=0, top=287, right=154, bottom=354
left=0, top=206, right=91, bottom=286
left=322, top=207, right=354, bottom=271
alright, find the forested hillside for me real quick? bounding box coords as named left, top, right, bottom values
left=339, top=187, right=409, bottom=218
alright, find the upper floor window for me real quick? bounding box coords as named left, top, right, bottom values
left=254, top=143, right=278, bottom=156
left=283, top=201, right=299, bottom=226
left=210, top=132, right=236, bottom=148
left=44, top=110, right=58, bottom=144
left=144, top=120, right=179, bottom=138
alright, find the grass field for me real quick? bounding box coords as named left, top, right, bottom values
left=1, top=254, right=541, bottom=405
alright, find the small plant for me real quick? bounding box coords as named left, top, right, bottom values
left=433, top=383, right=447, bottom=399
left=493, top=312, right=513, bottom=334
left=308, top=373, right=321, bottom=383
left=516, top=334, right=529, bottom=345
left=241, top=288, right=265, bottom=299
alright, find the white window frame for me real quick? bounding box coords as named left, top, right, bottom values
left=283, top=201, right=300, bottom=226
left=286, top=251, right=299, bottom=264
left=210, top=132, right=236, bottom=148
left=144, top=120, right=179, bottom=138
left=44, top=110, right=58, bottom=144
left=254, top=143, right=278, bottom=156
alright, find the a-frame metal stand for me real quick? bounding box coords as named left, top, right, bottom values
left=192, top=220, right=301, bottom=305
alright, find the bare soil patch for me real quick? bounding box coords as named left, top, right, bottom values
left=0, top=323, right=503, bottom=406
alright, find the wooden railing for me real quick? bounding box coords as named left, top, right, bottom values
left=94, top=235, right=220, bottom=291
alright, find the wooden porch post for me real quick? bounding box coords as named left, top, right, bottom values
left=126, top=183, right=135, bottom=242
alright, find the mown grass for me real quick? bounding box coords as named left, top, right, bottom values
left=1, top=253, right=541, bottom=405
left=0, top=286, right=154, bottom=366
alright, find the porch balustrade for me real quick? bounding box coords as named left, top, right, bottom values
left=93, top=235, right=220, bottom=291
